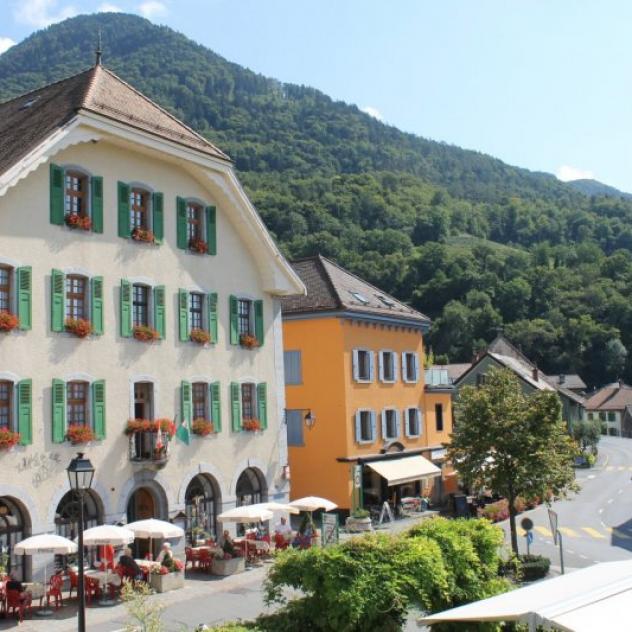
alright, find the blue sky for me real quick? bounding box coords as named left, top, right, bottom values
left=1, top=0, right=631, bottom=191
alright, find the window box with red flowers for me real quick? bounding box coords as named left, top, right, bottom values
left=242, top=418, right=261, bottom=432
left=190, top=328, right=211, bottom=345
left=191, top=418, right=214, bottom=436
left=0, top=312, right=19, bottom=333
left=125, top=418, right=176, bottom=437
left=65, top=318, right=92, bottom=338
left=133, top=325, right=160, bottom=342
left=66, top=424, right=95, bottom=445
left=239, top=334, right=259, bottom=349
left=189, top=237, right=208, bottom=254
left=131, top=227, right=155, bottom=243
left=0, top=428, right=20, bottom=450
left=65, top=214, right=92, bottom=231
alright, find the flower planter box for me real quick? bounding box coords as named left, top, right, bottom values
left=211, top=556, right=245, bottom=576
left=149, top=571, right=184, bottom=593
left=345, top=516, right=373, bottom=533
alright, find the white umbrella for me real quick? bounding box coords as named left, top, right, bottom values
left=126, top=519, right=184, bottom=561
left=289, top=496, right=338, bottom=512
left=81, top=525, right=135, bottom=546
left=217, top=505, right=274, bottom=523
left=257, top=502, right=300, bottom=515
left=15, top=534, right=77, bottom=615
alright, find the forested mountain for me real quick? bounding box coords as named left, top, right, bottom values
left=568, top=179, right=632, bottom=200
left=2, top=12, right=632, bottom=387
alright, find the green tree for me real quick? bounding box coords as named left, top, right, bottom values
left=448, top=368, right=578, bottom=555
left=572, top=418, right=601, bottom=454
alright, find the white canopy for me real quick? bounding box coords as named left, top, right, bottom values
left=257, top=502, right=300, bottom=515
left=81, top=525, right=135, bottom=546
left=419, top=561, right=632, bottom=631
left=218, top=505, right=274, bottom=523
left=125, top=518, right=184, bottom=539
left=14, top=534, right=77, bottom=555
left=367, top=455, right=441, bottom=486
left=289, top=496, right=338, bottom=512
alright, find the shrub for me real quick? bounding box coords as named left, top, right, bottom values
left=518, top=554, right=550, bottom=582
left=351, top=508, right=370, bottom=519
left=480, top=499, right=509, bottom=523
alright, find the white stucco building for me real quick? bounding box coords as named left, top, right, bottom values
left=0, top=62, right=304, bottom=579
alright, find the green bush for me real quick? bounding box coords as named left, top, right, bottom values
left=518, top=554, right=550, bottom=582
left=350, top=508, right=369, bottom=519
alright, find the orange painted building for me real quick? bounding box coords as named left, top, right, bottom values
left=281, top=256, right=456, bottom=513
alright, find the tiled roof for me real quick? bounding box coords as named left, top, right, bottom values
left=585, top=383, right=632, bottom=411
left=0, top=64, right=229, bottom=178
left=281, top=255, right=430, bottom=324
left=545, top=374, right=587, bottom=390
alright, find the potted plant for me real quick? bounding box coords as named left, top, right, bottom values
left=189, top=237, right=208, bottom=254
left=0, top=311, right=19, bottom=332
left=66, top=424, right=95, bottom=445
left=65, top=214, right=92, bottom=231
left=191, top=418, right=214, bottom=436
left=131, top=227, right=155, bottom=243
left=190, top=328, right=211, bottom=345
left=211, top=549, right=245, bottom=576
left=242, top=418, right=261, bottom=432
left=148, top=559, right=185, bottom=593
left=239, top=333, right=259, bottom=349
left=133, top=325, right=160, bottom=342
left=346, top=508, right=373, bottom=533
left=0, top=428, right=20, bottom=450
left=65, top=317, right=92, bottom=338
left=124, top=418, right=176, bottom=437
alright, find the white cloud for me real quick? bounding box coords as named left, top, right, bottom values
left=361, top=105, right=384, bottom=121
left=0, top=37, right=16, bottom=55
left=98, top=2, right=122, bottom=11
left=14, top=0, right=78, bottom=28
left=138, top=1, right=167, bottom=18
left=556, top=165, right=595, bottom=182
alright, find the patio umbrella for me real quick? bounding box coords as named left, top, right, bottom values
left=217, top=505, right=274, bottom=523
left=15, top=534, right=77, bottom=616
left=257, top=502, right=300, bottom=515
left=126, top=519, right=184, bottom=561
left=288, top=496, right=338, bottom=512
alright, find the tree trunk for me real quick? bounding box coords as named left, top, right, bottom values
left=508, top=488, right=519, bottom=556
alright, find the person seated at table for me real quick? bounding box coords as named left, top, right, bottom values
left=155, top=542, right=176, bottom=570
left=220, top=530, right=236, bottom=556
left=6, top=571, right=32, bottom=606
left=292, top=515, right=314, bottom=548
left=119, top=548, right=143, bottom=580
left=274, top=517, right=293, bottom=542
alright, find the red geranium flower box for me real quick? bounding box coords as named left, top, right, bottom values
left=191, top=418, right=214, bottom=436
left=0, top=428, right=20, bottom=450
left=189, top=237, right=208, bottom=254
left=190, top=328, right=211, bottom=345
left=65, top=318, right=92, bottom=338
left=67, top=424, right=95, bottom=444
left=0, top=311, right=19, bottom=332
left=239, top=334, right=259, bottom=349
left=65, top=214, right=92, bottom=231
left=133, top=325, right=160, bottom=342
left=131, top=227, right=155, bottom=243
left=242, top=418, right=261, bottom=432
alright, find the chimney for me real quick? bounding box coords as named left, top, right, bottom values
left=532, top=366, right=539, bottom=381
left=559, top=374, right=566, bottom=385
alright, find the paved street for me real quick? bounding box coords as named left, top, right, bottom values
left=500, top=436, right=632, bottom=570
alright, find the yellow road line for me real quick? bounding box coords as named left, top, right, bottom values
left=558, top=527, right=579, bottom=538
left=534, top=526, right=552, bottom=537
left=581, top=527, right=605, bottom=539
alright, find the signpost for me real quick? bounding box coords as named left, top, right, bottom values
left=548, top=509, right=565, bottom=574
left=352, top=464, right=363, bottom=512
left=520, top=517, right=534, bottom=555
left=321, top=513, right=339, bottom=547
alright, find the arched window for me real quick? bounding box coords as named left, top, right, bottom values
left=185, top=474, right=220, bottom=543
left=235, top=468, right=267, bottom=507
left=0, top=497, right=29, bottom=580
left=54, top=490, right=101, bottom=568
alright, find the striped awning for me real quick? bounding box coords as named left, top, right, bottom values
left=367, top=455, right=441, bottom=486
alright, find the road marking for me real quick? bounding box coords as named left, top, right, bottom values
left=558, top=527, right=579, bottom=538
left=607, top=498, right=614, bottom=504
left=607, top=466, right=614, bottom=471
left=598, top=508, right=604, bottom=514
left=582, top=527, right=606, bottom=539
left=534, top=526, right=552, bottom=537
left=619, top=466, right=627, bottom=471
left=587, top=475, right=596, bottom=479
left=619, top=489, right=624, bottom=494
left=580, top=554, right=588, bottom=560
left=567, top=548, right=575, bottom=554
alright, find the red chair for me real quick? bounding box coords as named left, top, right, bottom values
left=67, top=568, right=78, bottom=599
left=274, top=533, right=289, bottom=550
left=185, top=547, right=198, bottom=570
left=46, top=574, right=64, bottom=609
left=6, top=589, right=31, bottom=622
left=197, top=549, right=213, bottom=572
left=84, top=576, right=100, bottom=605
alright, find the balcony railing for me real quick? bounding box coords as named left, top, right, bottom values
left=128, top=431, right=170, bottom=468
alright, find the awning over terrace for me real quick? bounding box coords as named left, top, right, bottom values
left=367, top=455, right=441, bottom=486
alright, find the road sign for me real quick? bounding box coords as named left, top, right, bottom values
left=548, top=509, right=559, bottom=545
left=526, top=531, right=534, bottom=545
left=521, top=517, right=534, bottom=531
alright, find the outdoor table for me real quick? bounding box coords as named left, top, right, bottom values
left=191, top=545, right=221, bottom=555
left=85, top=569, right=121, bottom=587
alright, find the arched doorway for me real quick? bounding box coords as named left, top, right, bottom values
left=235, top=468, right=267, bottom=507
left=126, top=485, right=166, bottom=558
left=0, top=497, right=30, bottom=580
left=55, top=490, right=102, bottom=569
left=185, top=474, right=220, bottom=544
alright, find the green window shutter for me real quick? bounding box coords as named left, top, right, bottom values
left=92, top=380, right=106, bottom=440
left=91, top=276, right=104, bottom=335
left=210, top=382, right=221, bottom=432
left=205, top=206, right=216, bottom=255
left=230, top=382, right=241, bottom=432
left=16, top=267, right=32, bottom=331
left=176, top=197, right=187, bottom=249
left=181, top=380, right=192, bottom=425
left=17, top=379, right=32, bottom=446
left=154, top=285, right=166, bottom=339
left=120, top=279, right=132, bottom=338
left=52, top=378, right=66, bottom=444
left=229, top=295, right=238, bottom=345
left=207, top=292, right=218, bottom=343
left=152, top=192, right=164, bottom=243
left=178, top=289, right=189, bottom=342
left=117, top=182, right=131, bottom=238
left=91, top=176, right=104, bottom=233
left=254, top=299, right=264, bottom=346
left=51, top=269, right=65, bottom=332
left=50, top=164, right=64, bottom=225
left=257, top=383, right=268, bottom=429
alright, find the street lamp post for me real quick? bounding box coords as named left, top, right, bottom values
left=66, top=453, right=95, bottom=632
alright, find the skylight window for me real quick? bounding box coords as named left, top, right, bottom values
left=349, top=291, right=369, bottom=305
left=376, top=294, right=395, bottom=307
